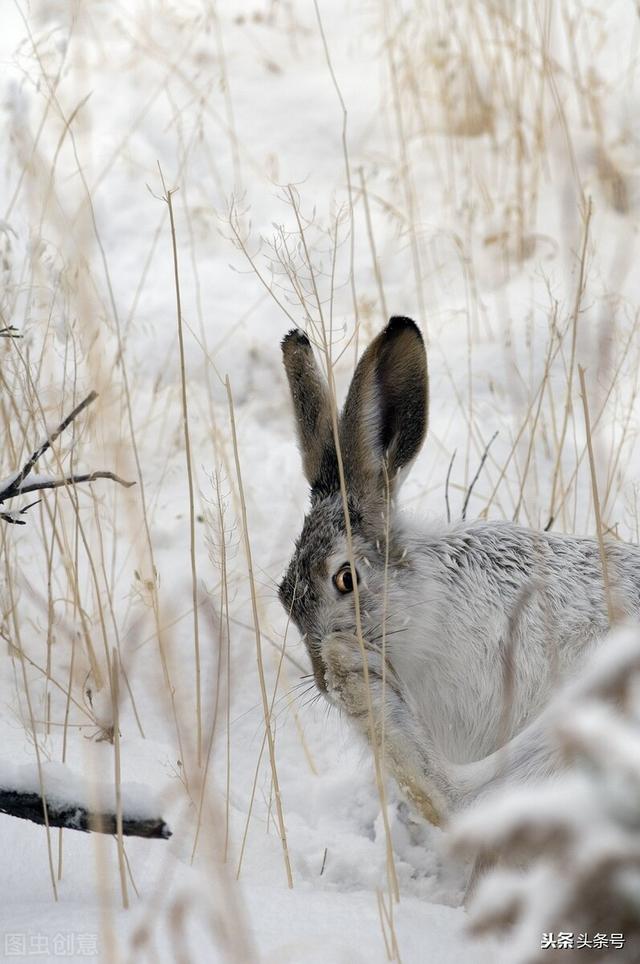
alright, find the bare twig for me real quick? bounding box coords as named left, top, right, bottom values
left=445, top=449, right=457, bottom=524
left=1, top=390, right=98, bottom=497
left=462, top=432, right=499, bottom=520
left=1, top=499, right=41, bottom=525
left=0, top=390, right=135, bottom=522
left=1, top=472, right=134, bottom=503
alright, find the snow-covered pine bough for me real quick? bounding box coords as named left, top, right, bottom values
left=278, top=317, right=640, bottom=825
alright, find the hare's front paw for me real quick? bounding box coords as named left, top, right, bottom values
left=322, top=635, right=391, bottom=723
left=323, top=636, right=446, bottom=826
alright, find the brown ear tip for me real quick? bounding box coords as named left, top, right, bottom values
left=386, top=316, right=422, bottom=340
left=281, top=328, right=311, bottom=354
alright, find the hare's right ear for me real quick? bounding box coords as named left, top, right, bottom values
left=281, top=330, right=334, bottom=488
left=340, top=317, right=428, bottom=503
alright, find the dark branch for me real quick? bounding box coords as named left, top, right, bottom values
left=445, top=449, right=456, bottom=525
left=9, top=471, right=135, bottom=498
left=0, top=789, right=171, bottom=839
left=1, top=390, right=99, bottom=500
left=0, top=499, right=41, bottom=525
left=1, top=391, right=135, bottom=521
left=462, top=431, right=499, bottom=521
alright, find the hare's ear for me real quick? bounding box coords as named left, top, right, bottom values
left=281, top=329, right=334, bottom=488
left=340, top=317, right=428, bottom=501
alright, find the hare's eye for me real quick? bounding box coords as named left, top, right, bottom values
left=333, top=564, right=358, bottom=594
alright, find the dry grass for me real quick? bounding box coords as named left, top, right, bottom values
left=1, top=1, right=639, bottom=961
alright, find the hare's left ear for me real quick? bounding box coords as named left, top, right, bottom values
left=281, top=329, right=334, bottom=489
left=340, top=317, right=428, bottom=501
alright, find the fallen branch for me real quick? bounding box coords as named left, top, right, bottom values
left=0, top=760, right=171, bottom=840
left=0, top=788, right=171, bottom=839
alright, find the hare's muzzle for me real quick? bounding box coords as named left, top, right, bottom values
left=309, top=647, right=328, bottom=693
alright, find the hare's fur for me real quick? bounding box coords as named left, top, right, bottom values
left=279, top=318, right=640, bottom=823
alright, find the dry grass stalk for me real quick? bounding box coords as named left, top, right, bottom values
left=312, top=0, right=359, bottom=356
left=547, top=197, right=592, bottom=529
left=159, top=168, right=203, bottom=770
left=111, top=648, right=129, bottom=909
left=577, top=365, right=615, bottom=626
left=225, top=375, right=294, bottom=889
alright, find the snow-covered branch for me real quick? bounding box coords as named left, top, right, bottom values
left=0, top=761, right=171, bottom=840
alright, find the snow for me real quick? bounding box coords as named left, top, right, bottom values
left=0, top=1, right=639, bottom=961
left=0, top=470, right=21, bottom=494
left=0, top=472, right=58, bottom=499
left=0, top=760, right=162, bottom=819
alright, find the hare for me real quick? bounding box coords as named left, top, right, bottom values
left=278, top=317, right=640, bottom=825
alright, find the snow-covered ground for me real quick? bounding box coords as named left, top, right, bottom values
left=1, top=1, right=639, bottom=961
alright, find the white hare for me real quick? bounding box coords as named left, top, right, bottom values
left=278, top=317, right=640, bottom=824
